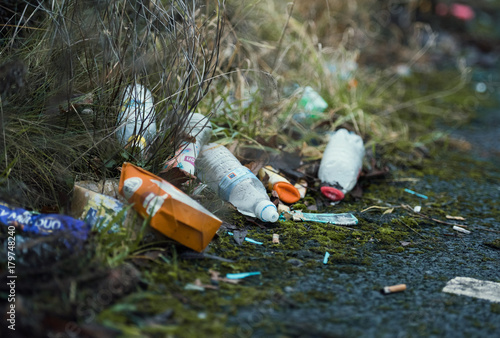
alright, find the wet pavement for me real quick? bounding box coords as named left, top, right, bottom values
left=223, top=153, right=500, bottom=337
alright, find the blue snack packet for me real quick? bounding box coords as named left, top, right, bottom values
left=0, top=203, right=91, bottom=243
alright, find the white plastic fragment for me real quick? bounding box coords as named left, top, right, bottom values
left=413, top=205, right=421, bottom=213
left=442, top=277, right=500, bottom=303
left=453, top=225, right=471, bottom=234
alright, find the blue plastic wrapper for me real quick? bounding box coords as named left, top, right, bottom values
left=0, top=203, right=91, bottom=242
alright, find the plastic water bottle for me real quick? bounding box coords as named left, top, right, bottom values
left=162, top=113, right=212, bottom=175
left=318, top=128, right=365, bottom=201
left=116, top=84, right=157, bottom=152
left=196, top=143, right=279, bottom=222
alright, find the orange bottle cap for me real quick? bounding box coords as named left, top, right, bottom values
left=274, top=182, right=301, bottom=204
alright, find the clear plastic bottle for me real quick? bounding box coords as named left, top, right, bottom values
left=318, top=128, right=364, bottom=201
left=196, top=143, right=279, bottom=222
left=116, top=84, right=157, bottom=152
left=162, top=113, right=212, bottom=175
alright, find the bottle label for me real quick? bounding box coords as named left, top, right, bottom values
left=218, top=167, right=255, bottom=201
left=162, top=142, right=198, bottom=174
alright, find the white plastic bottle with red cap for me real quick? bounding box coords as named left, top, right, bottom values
left=196, top=143, right=279, bottom=222
left=318, top=128, right=364, bottom=201
left=116, top=84, right=157, bottom=152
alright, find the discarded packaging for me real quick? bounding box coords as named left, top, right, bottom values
left=74, top=179, right=122, bottom=199
left=196, top=143, right=279, bottom=222
left=381, top=284, right=407, bottom=295
left=443, top=277, right=500, bottom=303
left=318, top=128, right=364, bottom=201
left=118, top=162, right=222, bottom=252
left=226, top=271, right=261, bottom=279
left=117, top=84, right=157, bottom=153
left=258, top=166, right=301, bottom=204
left=160, top=113, right=212, bottom=183
left=323, top=251, right=330, bottom=265
left=71, top=184, right=126, bottom=233
left=283, top=210, right=358, bottom=226
left=453, top=225, right=471, bottom=234
left=0, top=203, right=90, bottom=242
left=294, top=86, right=328, bottom=122
left=272, top=234, right=280, bottom=244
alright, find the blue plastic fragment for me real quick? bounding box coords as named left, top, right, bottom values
left=404, top=188, right=428, bottom=199
left=323, top=251, right=330, bottom=265
left=227, top=231, right=263, bottom=245
left=226, top=271, right=261, bottom=279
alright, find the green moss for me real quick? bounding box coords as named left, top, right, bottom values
left=485, top=239, right=500, bottom=250
left=491, top=303, right=500, bottom=314
left=291, top=203, right=307, bottom=211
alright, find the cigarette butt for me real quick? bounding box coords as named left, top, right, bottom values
left=272, top=234, right=279, bottom=244
left=446, top=215, right=465, bottom=221
left=453, top=225, right=471, bottom=234
left=381, top=284, right=406, bottom=294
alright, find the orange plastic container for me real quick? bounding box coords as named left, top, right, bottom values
left=118, top=162, right=222, bottom=252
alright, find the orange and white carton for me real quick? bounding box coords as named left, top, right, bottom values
left=118, top=162, right=222, bottom=252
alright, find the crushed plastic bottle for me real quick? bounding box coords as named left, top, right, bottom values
left=116, top=84, right=157, bottom=152
left=318, top=128, right=365, bottom=201
left=161, top=113, right=212, bottom=177
left=196, top=143, right=279, bottom=222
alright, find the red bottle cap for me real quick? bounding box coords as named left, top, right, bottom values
left=320, top=186, right=345, bottom=201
